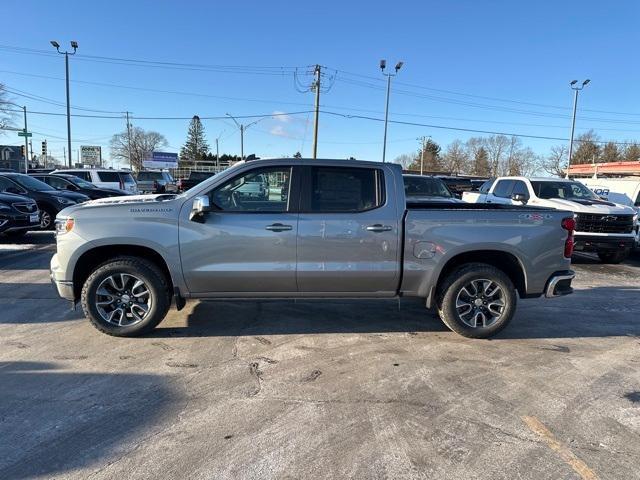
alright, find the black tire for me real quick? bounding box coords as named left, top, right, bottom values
left=437, top=263, right=517, bottom=339
left=39, top=207, right=56, bottom=230
left=597, top=250, right=628, bottom=264
left=81, top=256, right=171, bottom=337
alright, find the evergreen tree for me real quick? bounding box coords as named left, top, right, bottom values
left=408, top=138, right=442, bottom=171
left=472, top=147, right=491, bottom=176
left=601, top=142, right=621, bottom=163
left=180, top=115, right=210, bottom=164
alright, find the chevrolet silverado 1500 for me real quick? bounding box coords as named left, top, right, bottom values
left=51, top=159, right=575, bottom=338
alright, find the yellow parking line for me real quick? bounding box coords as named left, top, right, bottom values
left=522, top=415, right=598, bottom=480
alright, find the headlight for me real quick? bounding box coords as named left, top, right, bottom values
left=55, top=217, right=74, bottom=235
left=0, top=203, right=10, bottom=211
left=55, top=197, right=75, bottom=205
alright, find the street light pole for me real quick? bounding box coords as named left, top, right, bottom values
left=380, top=60, right=403, bottom=163
left=51, top=40, right=77, bottom=168
left=22, top=106, right=28, bottom=173
left=226, top=114, right=265, bottom=161
left=566, top=79, right=590, bottom=178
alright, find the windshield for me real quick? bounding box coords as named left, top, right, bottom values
left=13, top=174, right=56, bottom=192
left=67, top=176, right=97, bottom=189
left=531, top=181, right=600, bottom=200
left=404, top=176, right=452, bottom=198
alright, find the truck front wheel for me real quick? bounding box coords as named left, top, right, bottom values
left=81, top=257, right=171, bottom=337
left=437, top=263, right=517, bottom=339
left=597, top=250, right=628, bottom=264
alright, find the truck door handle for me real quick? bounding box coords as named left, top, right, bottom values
left=366, top=224, right=392, bottom=232
left=265, top=223, right=292, bottom=232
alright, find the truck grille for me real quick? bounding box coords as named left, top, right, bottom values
left=575, top=213, right=634, bottom=234
left=13, top=203, right=38, bottom=214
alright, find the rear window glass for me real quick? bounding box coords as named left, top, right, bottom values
left=137, top=172, right=163, bottom=181
left=97, top=171, right=120, bottom=182
left=309, top=167, right=383, bottom=212
left=120, top=173, right=136, bottom=184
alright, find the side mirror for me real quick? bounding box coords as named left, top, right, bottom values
left=189, top=195, right=211, bottom=222
left=511, top=193, right=528, bottom=204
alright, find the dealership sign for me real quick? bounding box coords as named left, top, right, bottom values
left=143, top=151, right=178, bottom=169
left=80, top=145, right=102, bottom=166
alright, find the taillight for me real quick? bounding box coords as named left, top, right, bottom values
left=562, top=216, right=576, bottom=258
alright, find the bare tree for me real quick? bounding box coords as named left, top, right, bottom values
left=484, top=135, right=510, bottom=176
left=393, top=153, right=415, bottom=169
left=622, top=143, right=640, bottom=162
left=541, top=145, right=568, bottom=177
left=0, top=83, right=16, bottom=132
left=571, top=130, right=601, bottom=164
left=441, top=140, right=470, bottom=174
left=110, top=127, right=168, bottom=171
left=600, top=142, right=621, bottom=163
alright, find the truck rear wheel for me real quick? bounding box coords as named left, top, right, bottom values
left=437, top=263, right=517, bottom=339
left=81, top=256, right=171, bottom=337
left=597, top=250, right=628, bottom=264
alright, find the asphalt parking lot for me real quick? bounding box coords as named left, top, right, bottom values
left=1, top=233, right=639, bottom=480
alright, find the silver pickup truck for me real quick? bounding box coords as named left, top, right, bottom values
left=50, top=159, right=575, bottom=339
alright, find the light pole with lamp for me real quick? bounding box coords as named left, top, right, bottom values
left=380, top=59, right=403, bottom=163
left=225, top=114, right=266, bottom=161
left=566, top=79, right=590, bottom=177
left=50, top=40, right=78, bottom=167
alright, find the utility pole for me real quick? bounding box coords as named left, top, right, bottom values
left=50, top=40, right=78, bottom=167
left=126, top=111, right=133, bottom=170
left=418, top=136, right=428, bottom=175
left=22, top=106, right=29, bottom=173
left=312, top=64, right=321, bottom=159
left=239, top=124, right=244, bottom=161
left=567, top=79, right=590, bottom=178
left=379, top=60, right=404, bottom=163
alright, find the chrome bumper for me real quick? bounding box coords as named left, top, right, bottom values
left=545, top=270, right=575, bottom=298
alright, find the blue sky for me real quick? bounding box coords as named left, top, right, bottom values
left=1, top=0, right=639, bottom=166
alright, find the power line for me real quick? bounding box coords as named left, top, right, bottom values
left=320, top=110, right=639, bottom=146
left=332, top=67, right=640, bottom=117
left=5, top=69, right=640, bottom=130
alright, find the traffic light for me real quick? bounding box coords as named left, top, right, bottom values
left=41, top=140, right=47, bottom=157
left=20, top=145, right=25, bottom=158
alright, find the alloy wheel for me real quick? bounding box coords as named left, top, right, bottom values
left=95, top=273, right=153, bottom=326
left=455, top=278, right=505, bottom=328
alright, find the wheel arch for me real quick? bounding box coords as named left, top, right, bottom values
left=72, top=245, right=174, bottom=301
left=427, top=249, right=527, bottom=308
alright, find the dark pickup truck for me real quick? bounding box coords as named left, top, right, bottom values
left=176, top=171, right=216, bottom=192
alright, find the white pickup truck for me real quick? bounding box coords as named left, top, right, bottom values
left=463, top=176, right=638, bottom=263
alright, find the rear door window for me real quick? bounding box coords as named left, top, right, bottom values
left=492, top=180, right=515, bottom=198
left=479, top=179, right=494, bottom=194
left=97, top=171, right=120, bottom=182
left=307, top=167, right=384, bottom=212
left=67, top=171, right=91, bottom=181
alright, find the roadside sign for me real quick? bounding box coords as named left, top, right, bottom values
left=143, top=151, right=178, bottom=169
left=80, top=145, right=102, bottom=166
left=17, top=131, right=32, bottom=137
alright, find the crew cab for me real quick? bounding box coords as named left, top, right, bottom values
left=463, top=176, right=638, bottom=263
left=135, top=170, right=178, bottom=194
left=51, top=159, right=575, bottom=339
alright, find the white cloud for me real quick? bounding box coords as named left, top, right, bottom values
left=272, top=111, right=292, bottom=123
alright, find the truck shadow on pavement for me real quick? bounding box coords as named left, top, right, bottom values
left=152, top=285, right=640, bottom=340
left=0, top=361, right=176, bottom=480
